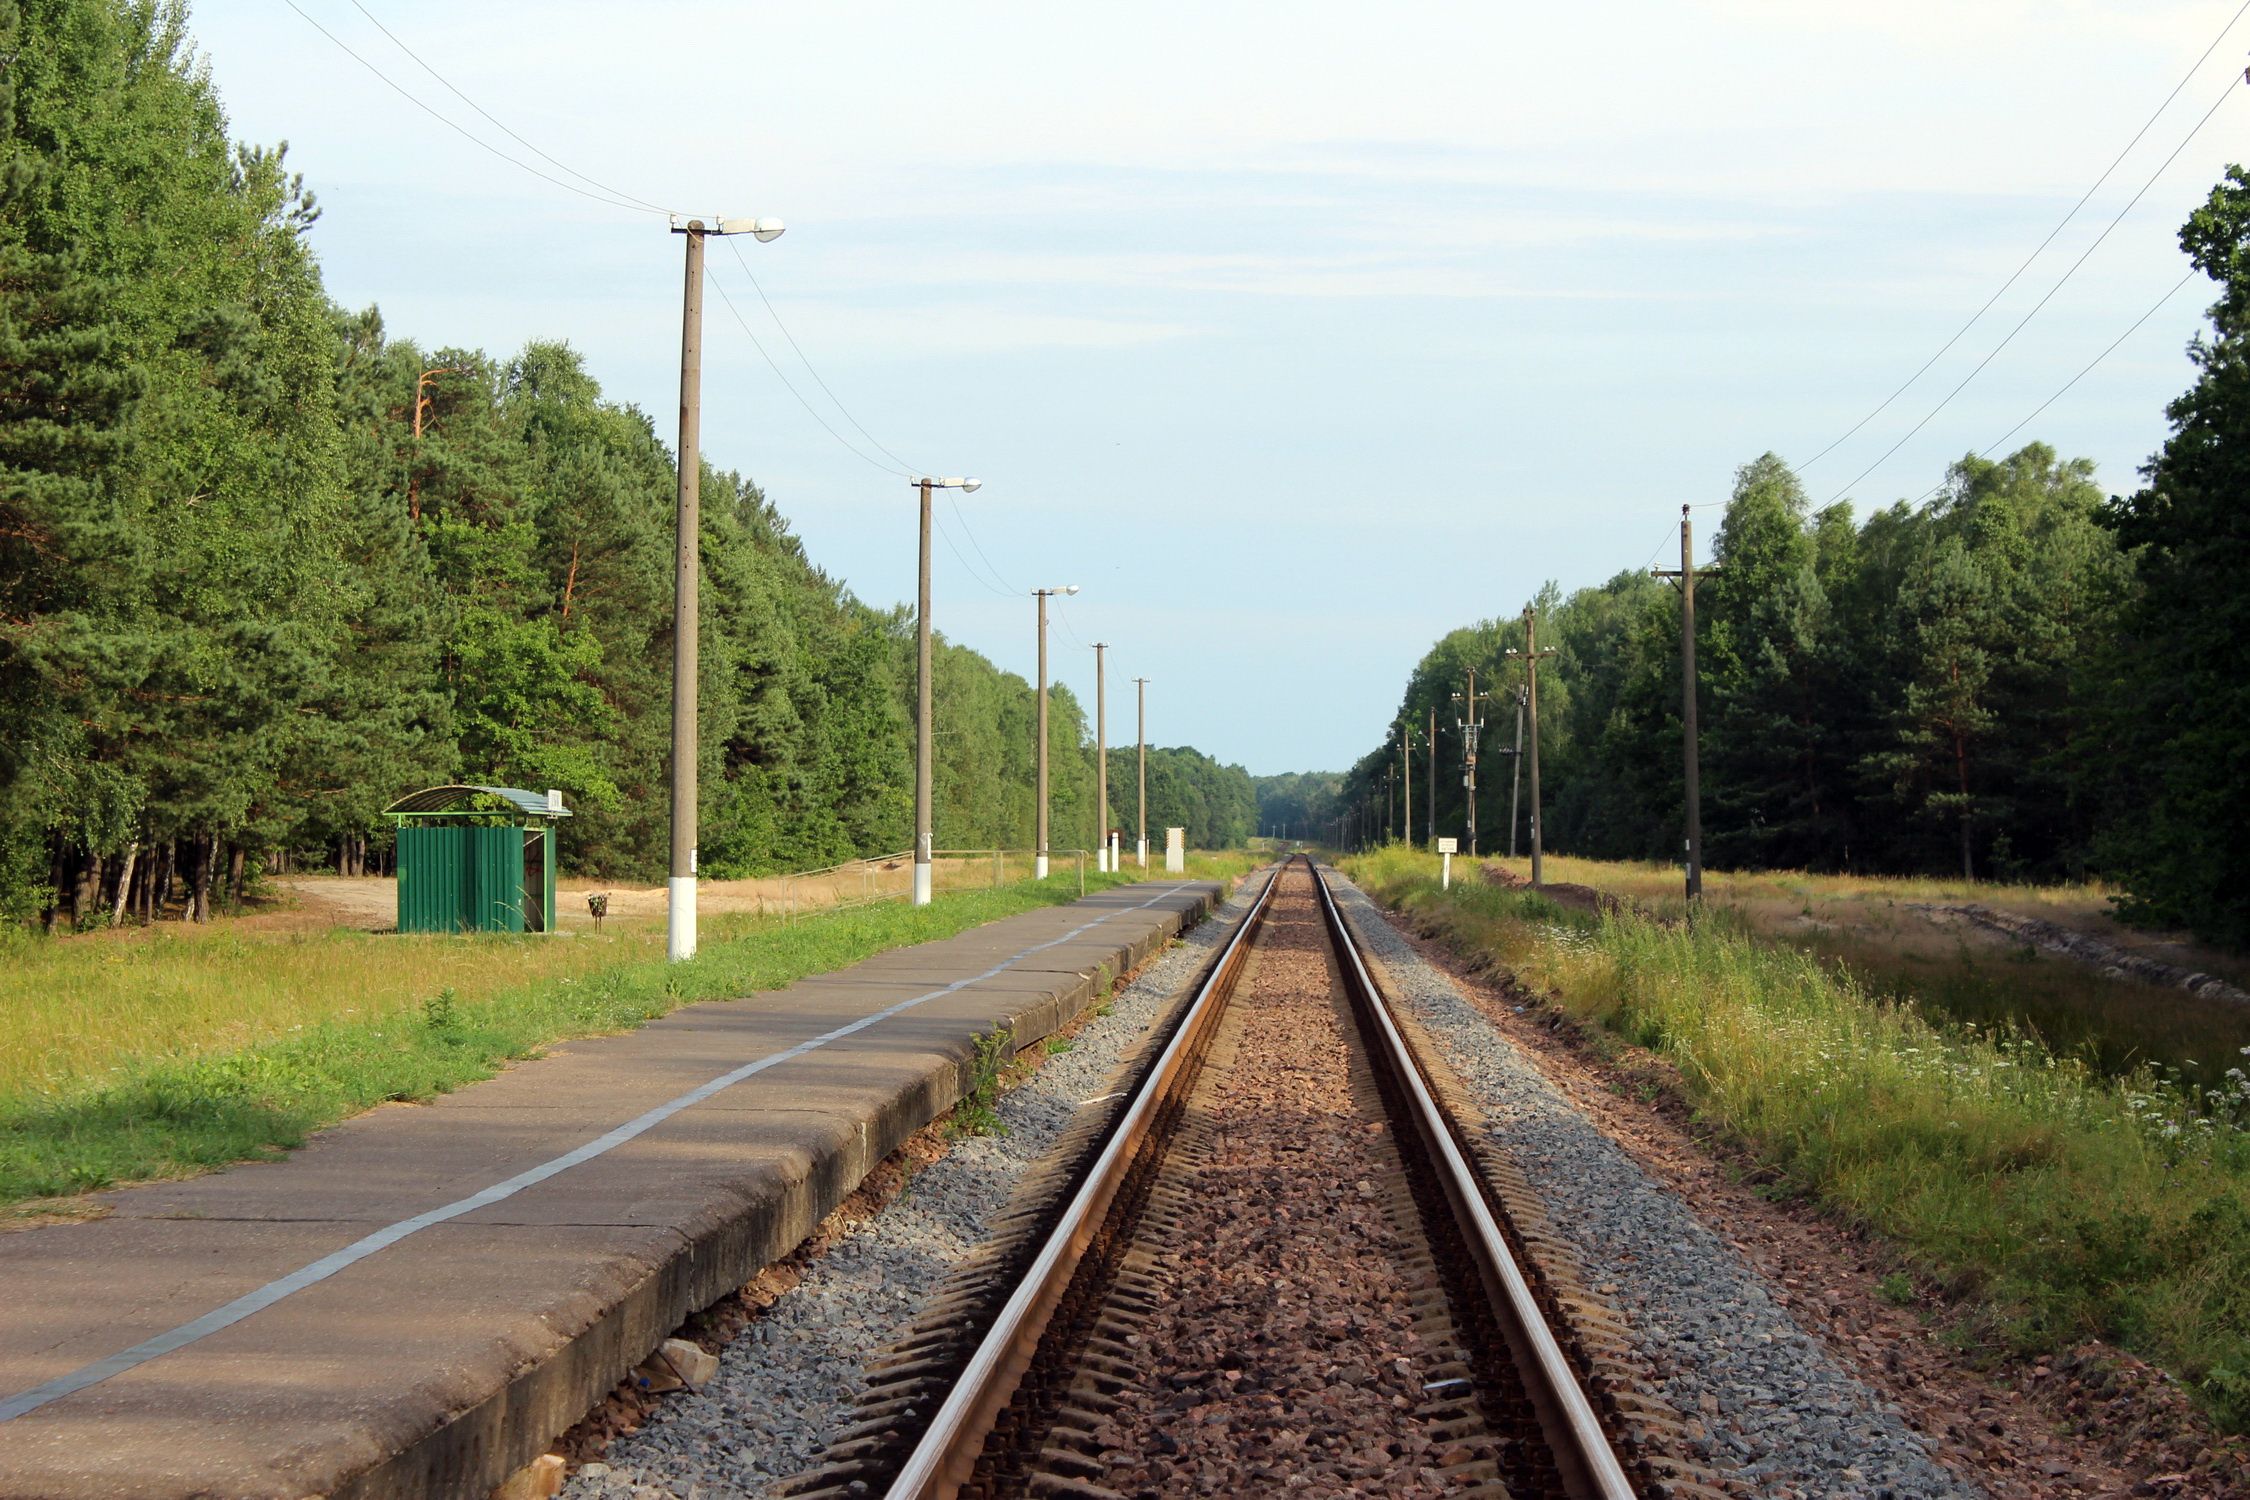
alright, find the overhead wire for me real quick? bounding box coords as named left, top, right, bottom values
left=934, top=521, right=1018, bottom=598
left=1794, top=0, right=2250, bottom=474
left=704, top=275, right=909, bottom=475
left=1053, top=594, right=1090, bottom=649
left=277, top=0, right=660, bottom=216
left=342, top=0, right=677, bottom=216
left=1979, top=269, right=2198, bottom=457
left=723, top=238, right=928, bottom=475
left=1822, top=269, right=2203, bottom=518
left=932, top=509, right=1020, bottom=599
left=1823, top=68, right=2243, bottom=504
left=948, top=494, right=1020, bottom=594
left=703, top=274, right=914, bottom=477
left=285, top=2, right=965, bottom=502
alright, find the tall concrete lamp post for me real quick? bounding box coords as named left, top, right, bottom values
left=1133, top=677, right=1149, bottom=868
left=911, top=476, right=981, bottom=907
left=1091, top=642, right=1110, bottom=872
left=1032, top=586, right=1078, bottom=879
left=668, top=212, right=783, bottom=964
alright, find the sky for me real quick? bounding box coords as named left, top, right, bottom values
left=193, top=0, right=2250, bottom=775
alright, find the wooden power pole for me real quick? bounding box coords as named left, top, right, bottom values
left=1507, top=610, right=1558, bottom=886
left=1398, top=720, right=1412, bottom=853
left=1427, top=706, right=1437, bottom=850
left=1452, top=672, right=1488, bottom=856
left=1653, top=504, right=1719, bottom=901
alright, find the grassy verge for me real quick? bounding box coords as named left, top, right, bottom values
left=0, top=854, right=1257, bottom=1209
left=1346, top=844, right=2250, bottom=1431
left=1481, top=851, right=2250, bottom=1097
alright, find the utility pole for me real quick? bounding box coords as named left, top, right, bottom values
left=1398, top=720, right=1412, bottom=852
left=1507, top=685, right=1527, bottom=857
left=1426, top=706, right=1437, bottom=850
left=911, top=477, right=980, bottom=907
left=1507, top=609, right=1559, bottom=886
left=1653, top=505, right=1719, bottom=901
left=1092, top=642, right=1109, bottom=872
left=1031, top=586, right=1078, bottom=880
left=1452, top=672, right=1488, bottom=857
left=666, top=212, right=782, bottom=963
left=1134, top=677, right=1150, bottom=869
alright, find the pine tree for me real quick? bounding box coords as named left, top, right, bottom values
left=2096, top=166, right=2250, bottom=941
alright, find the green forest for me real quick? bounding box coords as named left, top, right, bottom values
left=0, top=0, right=1253, bottom=929
left=1343, top=166, right=2250, bottom=947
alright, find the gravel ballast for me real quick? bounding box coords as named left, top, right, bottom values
left=561, top=875, right=1266, bottom=1500
left=1324, top=871, right=1980, bottom=1500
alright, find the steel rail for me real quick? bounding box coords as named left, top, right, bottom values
left=880, top=862, right=1286, bottom=1500
left=1309, top=858, right=1640, bottom=1500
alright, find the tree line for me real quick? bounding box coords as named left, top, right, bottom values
left=0, top=0, right=1251, bottom=929
left=1341, top=166, right=2250, bottom=947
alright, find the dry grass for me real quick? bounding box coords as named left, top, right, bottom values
left=0, top=920, right=674, bottom=1099
left=1481, top=852, right=2250, bottom=1093
left=0, top=851, right=1261, bottom=1203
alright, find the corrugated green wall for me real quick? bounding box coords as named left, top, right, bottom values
left=397, top=826, right=528, bottom=933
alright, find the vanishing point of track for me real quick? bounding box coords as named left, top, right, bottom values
left=786, top=857, right=1686, bottom=1500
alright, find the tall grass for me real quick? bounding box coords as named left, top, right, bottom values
left=1485, top=850, right=2250, bottom=1095
left=1347, top=845, right=2250, bottom=1430
left=0, top=855, right=1257, bottom=1207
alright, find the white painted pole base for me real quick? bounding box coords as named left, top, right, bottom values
left=1034, top=854, right=1049, bottom=880
left=1136, top=839, right=1146, bottom=869
left=1441, top=852, right=1452, bottom=890
left=912, top=861, right=932, bottom=907
left=667, top=875, right=697, bottom=962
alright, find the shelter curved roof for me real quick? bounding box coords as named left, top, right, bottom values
left=381, top=785, right=570, bottom=818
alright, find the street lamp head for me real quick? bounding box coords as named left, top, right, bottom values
left=686, top=216, right=786, bottom=241
left=1062, top=585, right=1080, bottom=595
left=960, top=478, right=981, bottom=493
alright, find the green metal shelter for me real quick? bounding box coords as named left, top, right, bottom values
left=382, top=785, right=572, bottom=934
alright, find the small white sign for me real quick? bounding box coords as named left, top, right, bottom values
left=1437, top=837, right=1458, bottom=853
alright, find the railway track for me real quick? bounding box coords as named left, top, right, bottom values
left=784, top=857, right=1715, bottom=1500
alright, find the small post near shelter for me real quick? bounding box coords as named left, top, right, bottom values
left=383, top=785, right=573, bottom=934
left=1165, top=828, right=1185, bottom=874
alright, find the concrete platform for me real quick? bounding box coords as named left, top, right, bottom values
left=0, top=880, right=1221, bottom=1500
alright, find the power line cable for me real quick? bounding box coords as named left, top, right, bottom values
left=1979, top=269, right=2198, bottom=457
left=1053, top=594, right=1090, bottom=650
left=288, top=2, right=951, bottom=491
left=932, top=510, right=1019, bottom=599
left=705, top=274, right=911, bottom=476
left=342, top=0, right=678, bottom=216
left=1795, top=0, right=2250, bottom=475
left=1826, top=69, right=2242, bottom=503
left=948, top=494, right=1019, bottom=595
left=724, top=238, right=928, bottom=475
left=1835, top=268, right=2201, bottom=517
left=278, top=0, right=659, bottom=216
